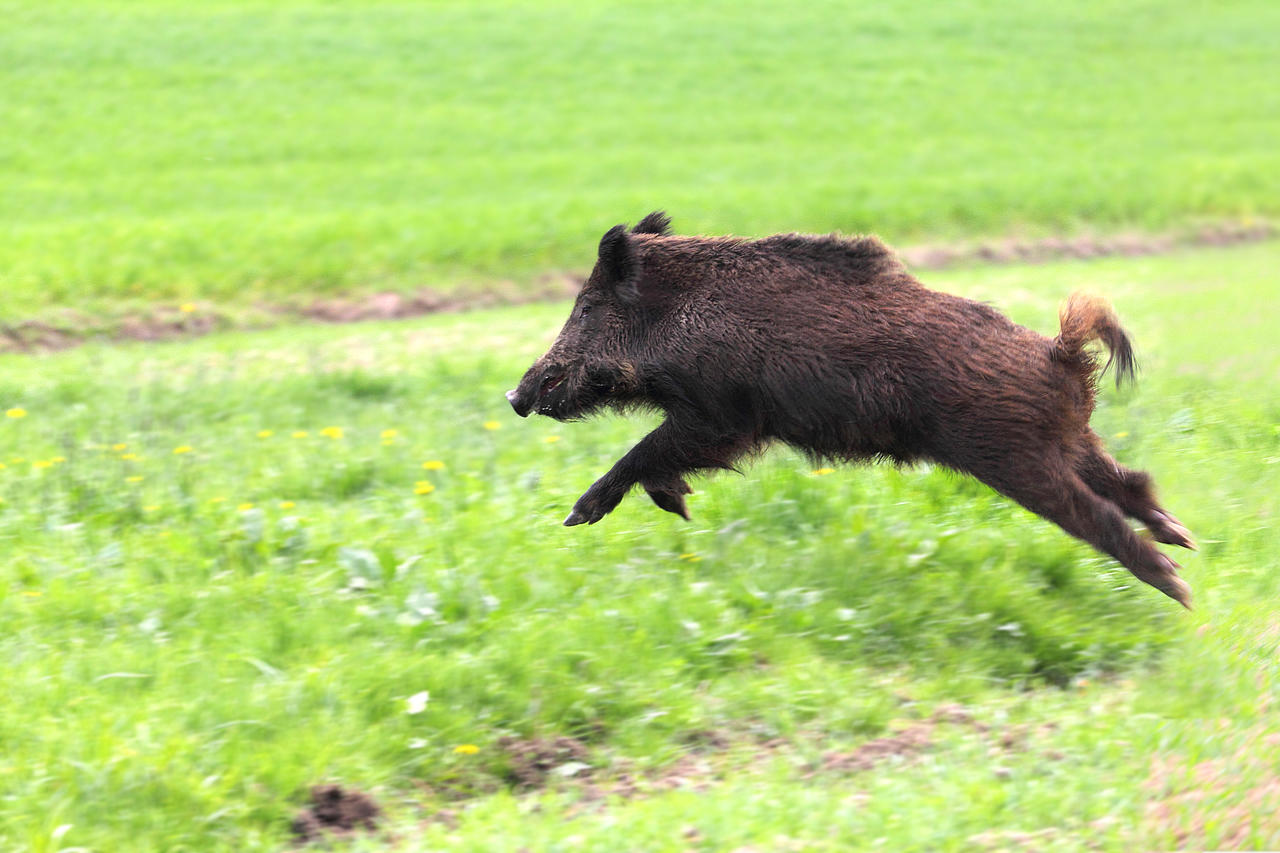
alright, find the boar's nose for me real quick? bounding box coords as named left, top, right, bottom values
left=506, top=388, right=532, bottom=418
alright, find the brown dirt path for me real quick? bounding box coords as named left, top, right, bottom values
left=3, top=221, right=1271, bottom=355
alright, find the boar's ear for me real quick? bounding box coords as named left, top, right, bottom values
left=632, top=210, right=672, bottom=236
left=597, top=224, right=641, bottom=303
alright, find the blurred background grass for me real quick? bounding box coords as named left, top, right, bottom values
left=3, top=0, right=1278, bottom=318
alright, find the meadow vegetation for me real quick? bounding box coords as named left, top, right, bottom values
left=1, top=242, right=1277, bottom=850
left=3, top=0, right=1279, bottom=322
left=3, top=1, right=1278, bottom=849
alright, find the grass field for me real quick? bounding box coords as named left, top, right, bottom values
left=1, top=241, right=1277, bottom=850
left=4, top=0, right=1280, bottom=321
left=4, top=1, right=1279, bottom=848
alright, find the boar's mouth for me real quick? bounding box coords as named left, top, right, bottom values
left=509, top=362, right=631, bottom=421
left=537, top=374, right=595, bottom=420
left=539, top=369, right=618, bottom=421
left=535, top=371, right=573, bottom=418
left=539, top=373, right=565, bottom=396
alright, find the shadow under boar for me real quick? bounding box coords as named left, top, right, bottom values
left=506, top=212, right=1195, bottom=607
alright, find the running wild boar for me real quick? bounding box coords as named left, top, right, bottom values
left=506, top=212, right=1195, bottom=607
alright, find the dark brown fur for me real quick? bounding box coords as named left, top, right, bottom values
left=507, top=213, right=1195, bottom=607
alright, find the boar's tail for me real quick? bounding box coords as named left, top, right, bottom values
left=1053, top=292, right=1137, bottom=388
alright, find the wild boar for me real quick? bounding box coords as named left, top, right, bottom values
left=506, top=212, right=1195, bottom=607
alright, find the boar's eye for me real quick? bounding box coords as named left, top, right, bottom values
left=578, top=304, right=593, bottom=321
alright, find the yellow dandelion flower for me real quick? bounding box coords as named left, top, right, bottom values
left=414, top=481, right=436, bottom=495
left=542, top=435, right=561, bottom=443
left=320, top=426, right=343, bottom=439
left=0, top=463, right=6, bottom=470
left=112, top=443, right=128, bottom=451
left=811, top=467, right=835, bottom=476
left=143, top=504, right=160, bottom=512
left=120, top=453, right=138, bottom=461
left=209, top=496, right=226, bottom=504
left=453, top=744, right=480, bottom=755
left=51, top=456, right=66, bottom=463
left=179, top=303, right=197, bottom=313
left=237, top=502, right=254, bottom=511
left=381, top=429, right=399, bottom=439
left=33, top=460, right=53, bottom=469
left=678, top=553, right=702, bottom=562
left=125, top=475, right=143, bottom=483
left=173, top=445, right=193, bottom=455
left=1115, top=431, right=1129, bottom=439
left=483, top=420, right=501, bottom=431
left=22, top=590, right=41, bottom=597
left=292, top=430, right=309, bottom=438
left=422, top=460, right=445, bottom=471
left=5, top=408, right=27, bottom=419
left=279, top=501, right=295, bottom=509
left=257, top=430, right=274, bottom=438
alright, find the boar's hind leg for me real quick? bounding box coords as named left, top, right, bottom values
left=973, top=460, right=1192, bottom=608
left=1075, top=442, right=1196, bottom=550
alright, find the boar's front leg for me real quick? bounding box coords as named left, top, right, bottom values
left=564, top=419, right=749, bottom=527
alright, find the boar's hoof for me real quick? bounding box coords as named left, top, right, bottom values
left=1150, top=552, right=1193, bottom=610
left=563, top=489, right=616, bottom=522
left=565, top=484, right=623, bottom=526
left=1163, top=575, right=1193, bottom=611
left=563, top=507, right=608, bottom=526
left=1150, top=511, right=1197, bottom=550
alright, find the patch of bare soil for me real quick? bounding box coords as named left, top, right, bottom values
left=0, top=310, right=233, bottom=354
left=1143, top=726, right=1280, bottom=850
left=898, top=220, right=1275, bottom=270
left=496, top=735, right=594, bottom=790
left=4, top=221, right=1273, bottom=355
left=294, top=274, right=580, bottom=324
left=0, top=274, right=581, bottom=355
left=291, top=784, right=382, bottom=846
left=509, top=704, right=1054, bottom=803
left=811, top=722, right=935, bottom=775
left=297, top=705, right=1079, bottom=843
left=807, top=704, right=994, bottom=777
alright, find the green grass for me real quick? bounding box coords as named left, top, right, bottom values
left=3, top=0, right=1279, bottom=320
left=1, top=242, right=1277, bottom=850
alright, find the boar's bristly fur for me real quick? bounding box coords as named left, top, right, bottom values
left=506, top=213, right=1195, bottom=608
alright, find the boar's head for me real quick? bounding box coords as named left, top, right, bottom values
left=506, top=212, right=673, bottom=421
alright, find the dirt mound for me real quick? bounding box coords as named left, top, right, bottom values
left=496, top=735, right=593, bottom=789
left=291, top=784, right=382, bottom=845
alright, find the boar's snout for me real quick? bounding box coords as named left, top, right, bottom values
left=505, top=388, right=532, bottom=418
left=507, top=364, right=571, bottom=418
